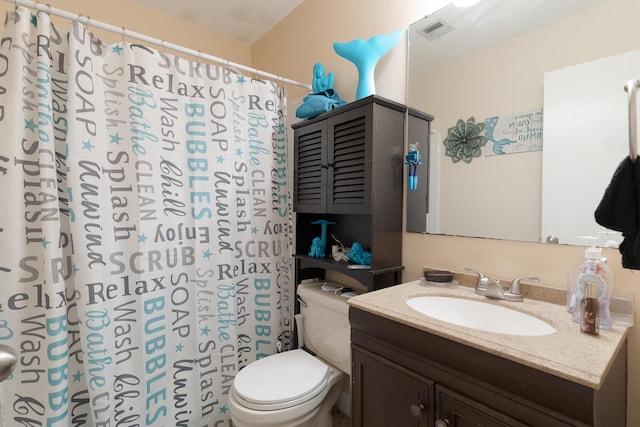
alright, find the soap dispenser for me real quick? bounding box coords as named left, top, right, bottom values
left=569, top=242, right=613, bottom=330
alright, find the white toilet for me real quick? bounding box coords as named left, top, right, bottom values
left=228, top=281, right=351, bottom=427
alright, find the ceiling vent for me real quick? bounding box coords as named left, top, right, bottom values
left=418, top=19, right=454, bottom=41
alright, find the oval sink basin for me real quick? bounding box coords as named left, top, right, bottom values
left=406, top=296, right=556, bottom=336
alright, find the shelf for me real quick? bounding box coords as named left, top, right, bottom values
left=295, top=254, right=403, bottom=291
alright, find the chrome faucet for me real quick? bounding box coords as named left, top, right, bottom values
left=465, top=268, right=538, bottom=302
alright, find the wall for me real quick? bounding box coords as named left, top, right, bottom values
left=254, top=0, right=640, bottom=424
left=252, top=0, right=444, bottom=105
left=40, top=0, right=251, bottom=65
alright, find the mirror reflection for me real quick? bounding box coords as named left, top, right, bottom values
left=408, top=0, right=639, bottom=246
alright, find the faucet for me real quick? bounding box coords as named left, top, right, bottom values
left=464, top=268, right=538, bottom=302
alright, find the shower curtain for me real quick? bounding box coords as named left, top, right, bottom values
left=0, top=6, right=292, bottom=426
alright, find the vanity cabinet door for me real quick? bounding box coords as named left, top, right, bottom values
left=435, top=385, right=527, bottom=427
left=352, top=347, right=433, bottom=427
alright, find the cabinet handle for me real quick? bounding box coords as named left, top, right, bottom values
left=410, top=403, right=424, bottom=419
left=435, top=419, right=450, bottom=427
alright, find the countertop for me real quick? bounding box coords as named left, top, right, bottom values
left=347, top=279, right=629, bottom=389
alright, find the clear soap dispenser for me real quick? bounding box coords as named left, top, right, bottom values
left=568, top=240, right=614, bottom=330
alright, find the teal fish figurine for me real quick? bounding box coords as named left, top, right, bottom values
left=333, top=29, right=404, bottom=100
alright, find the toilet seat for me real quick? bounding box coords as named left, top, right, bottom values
left=232, top=349, right=330, bottom=411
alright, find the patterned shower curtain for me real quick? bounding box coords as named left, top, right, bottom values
left=0, top=5, right=292, bottom=426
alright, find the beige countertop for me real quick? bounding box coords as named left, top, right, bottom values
left=347, top=279, right=629, bottom=389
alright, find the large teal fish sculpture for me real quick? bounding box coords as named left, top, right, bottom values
left=333, top=29, right=404, bottom=100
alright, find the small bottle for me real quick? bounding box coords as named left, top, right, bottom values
left=580, top=281, right=600, bottom=335
left=570, top=244, right=613, bottom=330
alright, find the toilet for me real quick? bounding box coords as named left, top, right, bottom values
left=228, top=281, right=351, bottom=427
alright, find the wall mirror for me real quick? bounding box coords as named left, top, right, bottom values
left=407, top=0, right=640, bottom=246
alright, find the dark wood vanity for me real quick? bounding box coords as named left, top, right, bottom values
left=349, top=287, right=628, bottom=427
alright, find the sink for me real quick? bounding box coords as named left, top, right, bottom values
left=406, top=296, right=556, bottom=336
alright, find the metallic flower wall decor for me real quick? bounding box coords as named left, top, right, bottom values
left=443, top=117, right=487, bottom=163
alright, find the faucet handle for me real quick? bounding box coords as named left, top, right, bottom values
left=464, top=267, right=488, bottom=286
left=465, top=267, right=491, bottom=293
left=464, top=267, right=485, bottom=279
left=508, top=276, right=539, bottom=296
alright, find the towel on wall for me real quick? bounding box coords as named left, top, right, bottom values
left=595, top=155, right=640, bottom=270
left=295, top=88, right=347, bottom=119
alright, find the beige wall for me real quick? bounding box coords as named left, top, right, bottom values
left=255, top=0, right=640, bottom=424
left=7, top=0, right=639, bottom=423
left=43, top=0, right=251, bottom=65
left=252, top=0, right=439, bottom=104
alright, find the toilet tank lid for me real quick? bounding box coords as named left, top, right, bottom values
left=233, top=349, right=329, bottom=405
left=297, top=281, right=350, bottom=315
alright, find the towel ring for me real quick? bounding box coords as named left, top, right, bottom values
left=624, top=79, right=640, bottom=163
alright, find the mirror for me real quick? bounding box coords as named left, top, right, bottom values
left=407, top=0, right=639, bottom=246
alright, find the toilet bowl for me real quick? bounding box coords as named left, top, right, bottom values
left=228, top=281, right=351, bottom=427
left=228, top=349, right=346, bottom=427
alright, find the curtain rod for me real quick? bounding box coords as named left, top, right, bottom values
left=8, top=0, right=312, bottom=90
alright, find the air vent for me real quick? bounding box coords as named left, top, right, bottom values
left=418, top=19, right=454, bottom=41
left=424, top=21, right=444, bottom=33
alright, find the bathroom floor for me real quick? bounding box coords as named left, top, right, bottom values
left=331, top=407, right=351, bottom=427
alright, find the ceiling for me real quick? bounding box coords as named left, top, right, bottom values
left=131, top=0, right=303, bottom=45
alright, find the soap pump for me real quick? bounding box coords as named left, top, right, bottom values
left=568, top=237, right=614, bottom=330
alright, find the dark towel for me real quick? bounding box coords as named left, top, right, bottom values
left=595, top=155, right=640, bottom=269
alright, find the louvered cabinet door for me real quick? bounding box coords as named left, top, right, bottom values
left=327, top=105, right=372, bottom=214
left=293, top=120, right=327, bottom=213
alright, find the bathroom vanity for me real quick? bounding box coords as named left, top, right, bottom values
left=348, top=281, right=628, bottom=426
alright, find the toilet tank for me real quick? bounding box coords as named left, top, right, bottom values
left=297, top=281, right=351, bottom=374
